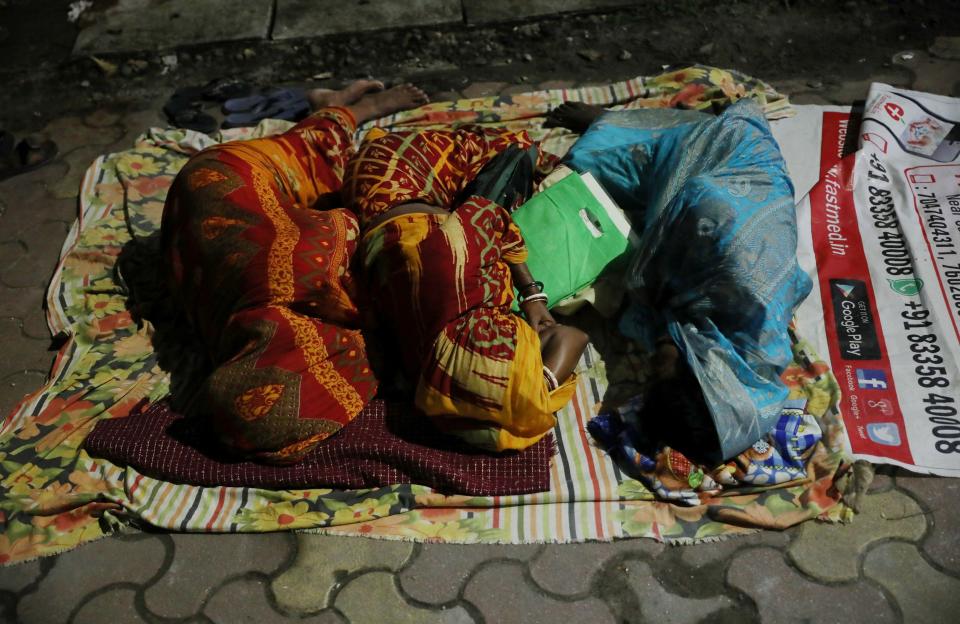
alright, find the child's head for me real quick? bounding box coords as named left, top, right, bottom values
left=642, top=338, right=722, bottom=465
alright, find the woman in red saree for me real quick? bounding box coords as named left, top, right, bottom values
left=161, top=83, right=428, bottom=463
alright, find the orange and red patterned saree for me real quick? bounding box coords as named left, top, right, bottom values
left=161, top=107, right=377, bottom=463
left=346, top=126, right=576, bottom=452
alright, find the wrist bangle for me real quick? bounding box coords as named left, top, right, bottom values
left=516, top=280, right=544, bottom=295
left=543, top=366, right=559, bottom=391
left=520, top=292, right=548, bottom=305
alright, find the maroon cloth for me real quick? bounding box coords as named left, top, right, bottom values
left=84, top=399, right=554, bottom=495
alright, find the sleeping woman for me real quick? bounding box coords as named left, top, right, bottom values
left=546, top=98, right=811, bottom=464
left=342, top=125, right=589, bottom=452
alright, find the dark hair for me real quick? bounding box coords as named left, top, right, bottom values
left=640, top=359, right=723, bottom=465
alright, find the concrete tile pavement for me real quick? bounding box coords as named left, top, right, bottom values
left=787, top=489, right=926, bottom=583
left=74, top=0, right=274, bottom=55
left=272, top=534, right=414, bottom=614
left=398, top=542, right=541, bottom=605
left=142, top=533, right=294, bottom=619
left=273, top=0, right=462, bottom=40
left=2, top=57, right=960, bottom=624
left=73, top=1, right=637, bottom=54
left=896, top=473, right=960, bottom=575
left=461, top=0, right=634, bottom=25
left=728, top=547, right=899, bottom=623
left=862, top=542, right=960, bottom=624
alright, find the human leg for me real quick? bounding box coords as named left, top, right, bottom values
left=306, top=79, right=384, bottom=110
left=345, top=83, right=429, bottom=124
left=220, top=82, right=425, bottom=211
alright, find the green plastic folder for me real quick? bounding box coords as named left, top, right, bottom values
left=512, top=172, right=636, bottom=309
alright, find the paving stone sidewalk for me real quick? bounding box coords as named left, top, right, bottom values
left=73, top=0, right=636, bottom=54
left=2, top=59, right=960, bottom=624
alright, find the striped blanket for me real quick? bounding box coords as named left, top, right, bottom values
left=0, top=68, right=848, bottom=566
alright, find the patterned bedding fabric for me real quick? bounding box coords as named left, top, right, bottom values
left=0, top=66, right=849, bottom=567
left=84, top=399, right=557, bottom=495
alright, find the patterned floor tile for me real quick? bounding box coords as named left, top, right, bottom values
left=336, top=571, right=473, bottom=624
left=788, top=490, right=926, bottom=582
left=0, top=558, right=42, bottom=593
left=18, top=535, right=166, bottom=624
left=863, top=541, right=960, bottom=623
left=602, top=557, right=736, bottom=623
left=272, top=534, right=413, bottom=615
left=728, top=547, right=896, bottom=623
left=896, top=474, right=960, bottom=574
left=399, top=543, right=540, bottom=605
left=205, top=577, right=343, bottom=623
left=529, top=539, right=662, bottom=596
left=144, top=533, right=293, bottom=619
left=463, top=561, right=614, bottom=623
left=73, top=587, right=148, bottom=624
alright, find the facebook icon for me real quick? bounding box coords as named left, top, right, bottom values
left=857, top=369, right=889, bottom=390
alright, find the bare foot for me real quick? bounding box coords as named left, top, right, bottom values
left=543, top=102, right=605, bottom=133
left=348, top=83, right=429, bottom=123
left=307, top=79, right=384, bottom=110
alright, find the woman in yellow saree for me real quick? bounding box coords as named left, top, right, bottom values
left=344, top=126, right=588, bottom=452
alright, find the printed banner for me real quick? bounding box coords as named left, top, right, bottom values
left=794, top=85, right=960, bottom=476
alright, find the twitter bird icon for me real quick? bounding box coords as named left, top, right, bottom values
left=867, top=422, right=902, bottom=446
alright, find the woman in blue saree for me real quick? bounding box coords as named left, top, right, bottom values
left=547, top=99, right=811, bottom=462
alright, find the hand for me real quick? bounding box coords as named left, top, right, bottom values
left=520, top=299, right=556, bottom=333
